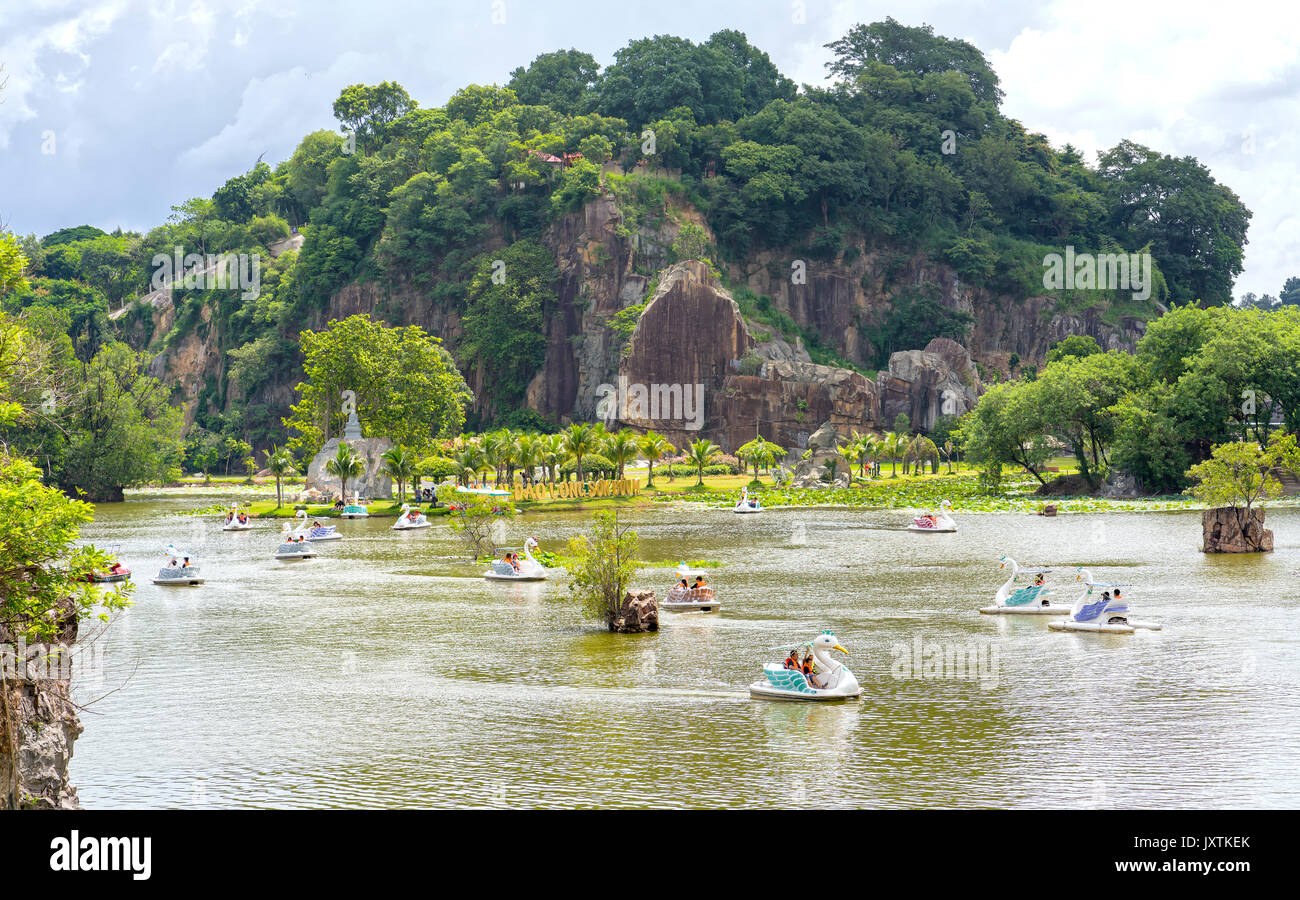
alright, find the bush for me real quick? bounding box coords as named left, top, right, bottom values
left=666, top=463, right=731, bottom=477
left=559, top=452, right=615, bottom=478
left=421, top=456, right=460, bottom=480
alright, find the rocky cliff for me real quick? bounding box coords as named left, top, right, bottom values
left=616, top=261, right=878, bottom=451
left=131, top=174, right=1153, bottom=449
left=0, top=601, right=82, bottom=810
left=735, top=246, right=1148, bottom=376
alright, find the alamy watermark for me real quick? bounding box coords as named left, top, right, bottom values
left=151, top=246, right=261, bottom=301
left=596, top=376, right=705, bottom=430
left=1042, top=246, right=1151, bottom=303
left=889, top=635, right=999, bottom=688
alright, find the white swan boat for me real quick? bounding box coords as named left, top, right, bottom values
left=153, top=546, right=204, bottom=585
left=750, top=631, right=861, bottom=701
left=978, top=556, right=1068, bottom=615
left=291, top=510, right=342, bottom=541
left=221, top=505, right=254, bottom=531
left=484, top=537, right=547, bottom=581
left=274, top=535, right=318, bottom=560
left=339, top=496, right=369, bottom=519
left=733, top=488, right=762, bottom=514
left=1048, top=569, right=1162, bottom=634
left=908, top=499, right=956, bottom=532
left=391, top=503, right=430, bottom=530
left=661, top=562, right=720, bottom=611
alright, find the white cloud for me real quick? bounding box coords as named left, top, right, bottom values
left=993, top=0, right=1300, bottom=296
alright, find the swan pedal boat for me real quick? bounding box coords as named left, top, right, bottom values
left=153, top=566, right=204, bottom=586
left=662, top=563, right=721, bottom=611
left=1048, top=569, right=1162, bottom=634
left=274, top=540, right=318, bottom=560
left=908, top=499, right=956, bottom=533
left=979, top=556, right=1069, bottom=615
left=153, top=545, right=203, bottom=584
left=85, top=562, right=131, bottom=583
left=391, top=503, right=431, bottom=530
left=733, top=488, right=762, bottom=514
left=750, top=632, right=861, bottom=701
left=483, top=537, right=547, bottom=581
left=339, top=504, right=369, bottom=519
left=290, top=510, right=342, bottom=541
left=222, top=506, right=254, bottom=531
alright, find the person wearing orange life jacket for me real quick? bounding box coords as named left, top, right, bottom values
left=784, top=649, right=801, bottom=671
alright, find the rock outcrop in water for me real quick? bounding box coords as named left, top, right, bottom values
left=1201, top=507, right=1274, bottom=553
left=610, top=590, right=659, bottom=633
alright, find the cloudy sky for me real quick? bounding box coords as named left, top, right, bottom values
left=2, top=0, right=1297, bottom=298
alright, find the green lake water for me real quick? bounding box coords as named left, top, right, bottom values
left=70, top=495, right=1300, bottom=808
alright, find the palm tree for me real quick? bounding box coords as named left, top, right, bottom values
left=604, top=429, right=640, bottom=479
left=685, top=438, right=721, bottom=487
left=481, top=430, right=509, bottom=486
left=639, top=432, right=674, bottom=488
left=453, top=446, right=484, bottom=487
left=381, top=446, right=417, bottom=503
left=563, top=423, right=599, bottom=482
left=515, top=433, right=538, bottom=487
left=842, top=440, right=863, bottom=482
left=263, top=446, right=297, bottom=508
left=326, top=443, right=365, bottom=504
left=540, top=434, right=564, bottom=486
left=881, top=431, right=903, bottom=478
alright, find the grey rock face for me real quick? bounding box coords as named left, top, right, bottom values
left=305, top=437, right=394, bottom=500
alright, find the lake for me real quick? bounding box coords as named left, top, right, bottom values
left=71, top=494, right=1300, bottom=808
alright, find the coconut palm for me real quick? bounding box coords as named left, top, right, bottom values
left=381, top=446, right=417, bottom=503
left=639, top=432, right=674, bottom=488
left=481, top=430, right=510, bottom=486
left=540, top=434, right=564, bottom=486
left=326, top=443, right=365, bottom=504
left=515, top=433, right=539, bottom=486
left=453, top=446, right=484, bottom=487
left=563, top=423, right=599, bottom=482
left=263, top=446, right=297, bottom=508
left=604, top=429, right=640, bottom=479
left=685, top=438, right=721, bottom=487
left=881, top=431, right=904, bottom=478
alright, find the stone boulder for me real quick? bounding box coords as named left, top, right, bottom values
left=878, top=338, right=981, bottom=432
left=305, top=437, right=394, bottom=501
left=1201, top=507, right=1274, bottom=553
left=610, top=589, right=659, bottom=633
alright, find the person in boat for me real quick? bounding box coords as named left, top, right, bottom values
left=168, top=558, right=178, bottom=567
left=181, top=557, right=192, bottom=567
left=311, top=519, right=323, bottom=529
left=1113, top=588, right=1123, bottom=601
left=783, top=649, right=801, bottom=671
left=1033, top=573, right=1045, bottom=586
left=800, top=651, right=820, bottom=686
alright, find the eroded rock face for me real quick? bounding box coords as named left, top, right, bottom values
left=1202, top=507, right=1274, bottom=553
left=878, top=338, right=982, bottom=432
left=616, top=262, right=879, bottom=451
left=1, top=601, right=83, bottom=810
left=305, top=437, right=394, bottom=501
left=611, top=590, right=659, bottom=633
